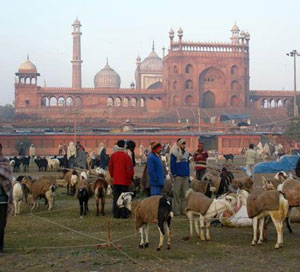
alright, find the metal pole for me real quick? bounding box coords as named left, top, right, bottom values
left=198, top=108, right=201, bottom=133
left=294, top=51, right=298, bottom=117
left=74, top=111, right=77, bottom=143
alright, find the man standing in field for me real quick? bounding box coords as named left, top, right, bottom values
left=109, top=140, right=134, bottom=218
left=245, top=143, right=258, bottom=177
left=147, top=142, right=164, bottom=196
left=193, top=142, right=208, bottom=181
left=0, top=144, right=13, bottom=254
left=170, top=138, right=190, bottom=216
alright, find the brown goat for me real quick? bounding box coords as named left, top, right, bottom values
left=94, top=176, right=111, bottom=216
left=23, top=176, right=57, bottom=211
left=232, top=176, right=253, bottom=193
left=61, top=169, right=78, bottom=195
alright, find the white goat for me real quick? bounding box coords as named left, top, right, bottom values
left=13, top=182, right=24, bottom=215
left=47, top=158, right=59, bottom=172
left=237, top=189, right=288, bottom=249
left=185, top=189, right=236, bottom=241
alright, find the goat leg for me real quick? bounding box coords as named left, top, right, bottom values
left=199, top=217, right=205, bottom=241
left=139, top=226, right=145, bottom=249
left=165, top=221, right=171, bottom=249
left=205, top=220, right=211, bottom=241
left=252, top=217, right=258, bottom=245
left=257, top=217, right=265, bottom=244
left=79, top=199, right=83, bottom=217
left=186, top=211, right=193, bottom=239
left=96, top=198, right=99, bottom=216
left=101, top=197, right=105, bottom=216
left=286, top=207, right=293, bottom=233
left=144, top=224, right=149, bottom=248
left=157, top=221, right=165, bottom=251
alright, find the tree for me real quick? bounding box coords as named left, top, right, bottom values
left=14, top=138, right=32, bottom=155
left=0, top=104, right=15, bottom=121
left=284, top=117, right=300, bottom=142
left=287, top=96, right=300, bottom=117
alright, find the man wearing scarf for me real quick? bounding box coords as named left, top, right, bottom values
left=170, top=138, right=190, bottom=216
left=109, top=140, right=134, bottom=218
left=193, top=142, right=208, bottom=181
left=147, top=142, right=164, bottom=196
left=0, top=144, right=13, bottom=253
left=67, top=142, right=76, bottom=169
left=99, top=143, right=108, bottom=169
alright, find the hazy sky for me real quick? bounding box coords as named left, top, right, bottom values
left=1, top=0, right=300, bottom=105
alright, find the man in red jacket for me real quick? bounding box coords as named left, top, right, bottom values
left=109, top=140, right=134, bottom=218
left=193, top=142, right=208, bottom=181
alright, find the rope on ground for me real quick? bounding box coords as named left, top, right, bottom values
left=30, top=213, right=156, bottom=272
left=32, top=205, right=78, bottom=215
left=6, top=243, right=100, bottom=250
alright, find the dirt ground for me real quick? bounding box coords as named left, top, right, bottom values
left=1, top=159, right=300, bottom=272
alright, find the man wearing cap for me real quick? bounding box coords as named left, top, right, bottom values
left=193, top=142, right=208, bottom=181
left=147, top=142, right=164, bottom=196
left=170, top=138, right=190, bottom=216
left=109, top=140, right=134, bottom=218
left=0, top=143, right=13, bottom=254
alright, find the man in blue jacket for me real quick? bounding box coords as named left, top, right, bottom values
left=147, top=142, right=164, bottom=196
left=170, top=138, right=190, bottom=215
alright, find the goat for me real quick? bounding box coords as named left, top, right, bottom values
left=185, top=189, right=236, bottom=241
left=13, top=176, right=28, bottom=215
left=11, top=156, right=22, bottom=172
left=94, top=176, right=112, bottom=216
left=21, top=156, right=30, bottom=172
left=77, top=179, right=93, bottom=218
left=232, top=176, right=253, bottom=193
left=34, top=157, right=48, bottom=172
left=262, top=175, right=300, bottom=233
left=238, top=189, right=288, bottom=249
left=23, top=176, right=57, bottom=212
left=189, top=177, right=216, bottom=198
left=61, top=169, right=78, bottom=196
left=117, top=193, right=173, bottom=251
left=47, top=158, right=60, bottom=172
left=223, top=154, right=234, bottom=163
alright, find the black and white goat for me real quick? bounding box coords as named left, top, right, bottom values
left=117, top=192, right=173, bottom=251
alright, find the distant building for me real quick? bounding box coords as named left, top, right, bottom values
left=14, top=19, right=297, bottom=121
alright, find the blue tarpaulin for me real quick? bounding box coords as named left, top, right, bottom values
left=254, top=155, right=300, bottom=173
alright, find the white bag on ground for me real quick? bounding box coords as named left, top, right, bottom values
left=220, top=204, right=252, bottom=227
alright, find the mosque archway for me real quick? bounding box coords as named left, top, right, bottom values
left=230, top=95, right=239, bottom=106
left=50, top=97, right=57, bottom=107
left=66, top=97, right=74, bottom=106
left=185, top=95, right=195, bottom=106
left=202, top=91, right=215, bottom=108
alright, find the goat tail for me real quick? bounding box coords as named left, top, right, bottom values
left=185, top=188, right=193, bottom=199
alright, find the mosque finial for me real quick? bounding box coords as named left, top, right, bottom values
left=106, top=57, right=108, bottom=65
left=27, top=54, right=29, bottom=60
left=152, top=41, right=155, bottom=51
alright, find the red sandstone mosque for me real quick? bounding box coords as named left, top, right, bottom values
left=14, top=18, right=297, bottom=125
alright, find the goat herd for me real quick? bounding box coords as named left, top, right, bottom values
left=9, top=155, right=300, bottom=252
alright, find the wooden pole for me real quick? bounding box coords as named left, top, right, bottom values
left=106, top=220, right=111, bottom=246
